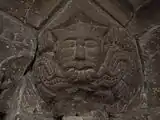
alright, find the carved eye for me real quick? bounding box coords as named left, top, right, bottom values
left=61, top=40, right=75, bottom=48
left=67, top=41, right=76, bottom=47
left=85, top=40, right=98, bottom=48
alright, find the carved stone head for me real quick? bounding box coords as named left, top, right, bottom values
left=32, top=2, right=142, bottom=115
left=53, top=21, right=107, bottom=82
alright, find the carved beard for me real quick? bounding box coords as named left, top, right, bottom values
left=60, top=60, right=97, bottom=82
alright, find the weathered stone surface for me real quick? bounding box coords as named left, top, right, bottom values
left=0, top=0, right=34, bottom=23
left=126, top=1, right=160, bottom=117
left=0, top=0, right=160, bottom=120
left=129, top=0, right=151, bottom=10
left=139, top=25, right=160, bottom=108
left=87, top=0, right=134, bottom=26
left=128, top=0, right=160, bottom=35
left=149, top=107, right=160, bottom=120
left=0, top=0, right=63, bottom=28
left=0, top=10, right=36, bottom=118
left=0, top=0, right=136, bottom=28
left=0, top=11, right=36, bottom=78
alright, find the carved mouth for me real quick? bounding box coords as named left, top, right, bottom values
left=66, top=66, right=94, bottom=71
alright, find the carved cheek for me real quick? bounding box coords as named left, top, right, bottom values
left=85, top=40, right=101, bottom=57
left=86, top=47, right=101, bottom=57
left=58, top=40, right=76, bottom=58
left=59, top=48, right=75, bottom=58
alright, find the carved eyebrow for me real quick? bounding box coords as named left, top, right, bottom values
left=84, top=38, right=98, bottom=42
left=64, top=37, right=77, bottom=41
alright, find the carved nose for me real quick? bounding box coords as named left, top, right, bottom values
left=75, top=45, right=85, bottom=60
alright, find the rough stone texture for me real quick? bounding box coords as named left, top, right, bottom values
left=0, top=0, right=134, bottom=28
left=128, top=0, right=160, bottom=120
left=0, top=0, right=160, bottom=120
left=0, top=11, right=36, bottom=119
left=139, top=26, right=160, bottom=107
left=128, top=0, right=160, bottom=35
left=129, top=0, right=151, bottom=10
left=0, top=0, right=65, bottom=28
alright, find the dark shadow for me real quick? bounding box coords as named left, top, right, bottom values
left=0, top=112, right=6, bottom=120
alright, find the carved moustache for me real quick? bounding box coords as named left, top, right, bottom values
left=64, top=68, right=96, bottom=82
left=61, top=61, right=96, bottom=70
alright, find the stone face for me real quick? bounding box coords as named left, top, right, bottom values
left=0, top=0, right=160, bottom=120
